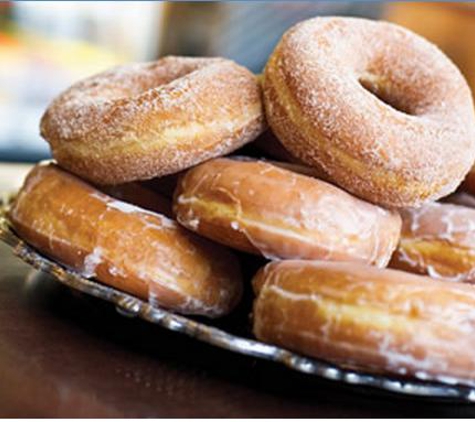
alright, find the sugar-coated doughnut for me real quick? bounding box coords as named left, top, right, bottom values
left=9, top=163, right=242, bottom=317
left=173, top=158, right=401, bottom=265
left=390, top=202, right=475, bottom=283
left=40, top=56, right=265, bottom=185
left=264, top=17, right=475, bottom=207
left=253, top=260, right=475, bottom=385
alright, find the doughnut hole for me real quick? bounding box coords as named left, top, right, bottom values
left=358, top=74, right=415, bottom=116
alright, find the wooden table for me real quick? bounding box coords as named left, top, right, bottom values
left=1, top=164, right=474, bottom=417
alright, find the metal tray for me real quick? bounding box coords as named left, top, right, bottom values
left=1, top=201, right=475, bottom=403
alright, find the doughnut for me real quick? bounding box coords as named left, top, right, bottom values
left=253, top=260, right=475, bottom=384
left=390, top=202, right=475, bottom=283
left=40, top=56, right=265, bottom=185
left=263, top=17, right=475, bottom=207
left=8, top=163, right=242, bottom=317
left=173, top=157, right=401, bottom=265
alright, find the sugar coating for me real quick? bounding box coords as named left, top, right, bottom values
left=263, top=17, right=475, bottom=207
left=40, top=56, right=265, bottom=185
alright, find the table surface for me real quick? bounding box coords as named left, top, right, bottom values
left=1, top=163, right=475, bottom=417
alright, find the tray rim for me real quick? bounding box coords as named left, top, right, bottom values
left=1, top=202, right=475, bottom=403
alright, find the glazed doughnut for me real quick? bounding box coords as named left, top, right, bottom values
left=264, top=17, right=475, bottom=207
left=253, top=260, right=475, bottom=384
left=40, top=56, right=265, bottom=185
left=9, top=163, right=242, bottom=317
left=390, top=202, right=475, bottom=283
left=173, top=158, right=401, bottom=265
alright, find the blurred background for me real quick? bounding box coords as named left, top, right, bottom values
left=0, top=1, right=474, bottom=163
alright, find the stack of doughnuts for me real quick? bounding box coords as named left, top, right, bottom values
left=9, top=16, right=475, bottom=384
